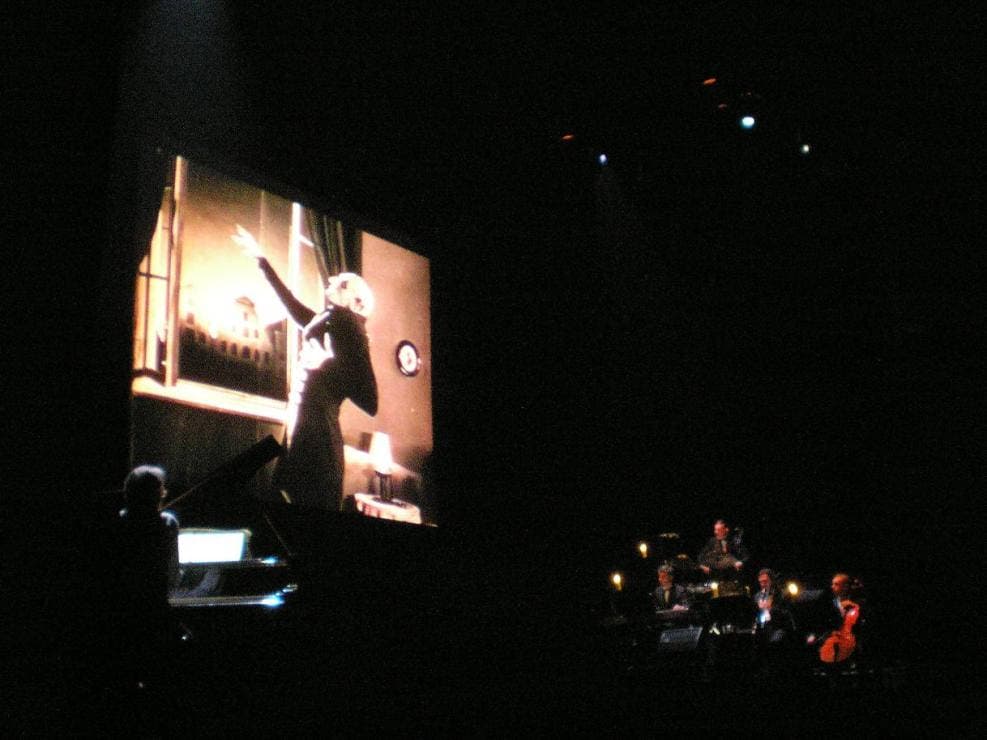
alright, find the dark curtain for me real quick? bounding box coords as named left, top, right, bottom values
left=94, top=143, right=172, bottom=487
left=306, top=212, right=363, bottom=284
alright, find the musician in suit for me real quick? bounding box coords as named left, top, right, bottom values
left=806, top=572, right=865, bottom=648
left=697, top=519, right=749, bottom=580
left=754, top=569, right=783, bottom=618
left=754, top=569, right=795, bottom=638
left=753, top=568, right=797, bottom=681
left=652, top=565, right=691, bottom=612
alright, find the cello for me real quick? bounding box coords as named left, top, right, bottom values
left=818, top=598, right=860, bottom=663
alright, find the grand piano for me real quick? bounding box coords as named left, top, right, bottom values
left=162, top=435, right=298, bottom=610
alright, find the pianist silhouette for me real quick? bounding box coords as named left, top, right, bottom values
left=114, top=465, right=180, bottom=689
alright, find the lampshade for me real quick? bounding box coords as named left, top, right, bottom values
left=369, top=432, right=393, bottom=475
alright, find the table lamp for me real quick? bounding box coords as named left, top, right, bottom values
left=369, top=431, right=394, bottom=502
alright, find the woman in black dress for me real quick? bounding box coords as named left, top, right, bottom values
left=234, top=226, right=378, bottom=510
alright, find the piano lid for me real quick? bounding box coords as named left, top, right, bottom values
left=161, top=435, right=283, bottom=512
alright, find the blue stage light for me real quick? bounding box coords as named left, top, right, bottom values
left=740, top=115, right=756, bottom=130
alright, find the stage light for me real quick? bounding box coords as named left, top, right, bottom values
left=598, top=153, right=608, bottom=165
left=261, top=594, right=285, bottom=608
left=610, top=572, right=623, bottom=591
left=786, top=581, right=800, bottom=596
left=561, top=132, right=576, bottom=142
left=800, top=143, right=812, bottom=155
left=638, top=542, right=649, bottom=558
left=702, top=77, right=717, bottom=86
left=740, top=115, right=756, bottom=130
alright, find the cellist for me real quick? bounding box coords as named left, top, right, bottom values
left=806, top=572, right=864, bottom=664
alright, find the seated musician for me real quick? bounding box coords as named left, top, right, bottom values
left=118, top=465, right=180, bottom=604
left=753, top=568, right=795, bottom=638
left=114, top=465, right=182, bottom=688
left=806, top=572, right=866, bottom=662
left=697, top=518, right=749, bottom=581
left=652, top=565, right=691, bottom=613
left=751, top=568, right=797, bottom=681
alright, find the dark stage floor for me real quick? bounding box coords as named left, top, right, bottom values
left=21, top=590, right=976, bottom=736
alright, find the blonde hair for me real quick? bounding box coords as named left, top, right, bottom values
left=326, top=272, right=374, bottom=317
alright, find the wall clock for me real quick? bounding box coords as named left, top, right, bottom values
left=395, top=340, right=421, bottom=377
